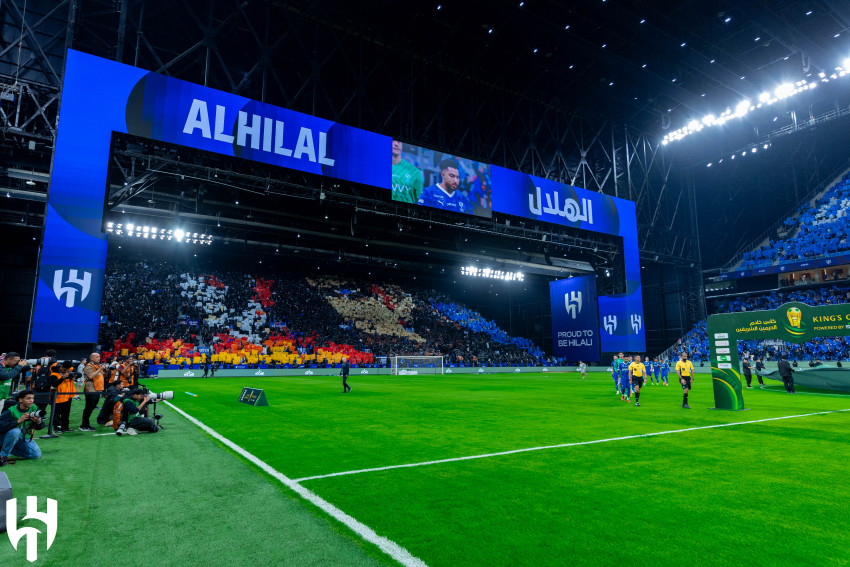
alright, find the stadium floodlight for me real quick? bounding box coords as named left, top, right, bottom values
left=702, top=114, right=715, bottom=126
left=758, top=92, right=770, bottom=102
left=175, top=229, right=185, bottom=241
left=126, top=223, right=134, bottom=231
left=687, top=119, right=699, bottom=130
left=844, top=58, right=850, bottom=70
left=775, top=83, right=794, bottom=98
left=735, top=100, right=751, bottom=116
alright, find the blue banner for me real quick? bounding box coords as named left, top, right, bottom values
left=550, top=276, right=600, bottom=362
left=31, top=49, right=644, bottom=351
left=31, top=50, right=390, bottom=344
left=597, top=293, right=646, bottom=353
left=492, top=167, right=645, bottom=353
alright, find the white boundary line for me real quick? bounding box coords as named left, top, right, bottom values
left=294, top=408, right=850, bottom=483
left=163, top=401, right=428, bottom=567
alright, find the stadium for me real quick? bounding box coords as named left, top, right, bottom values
left=1, top=1, right=850, bottom=565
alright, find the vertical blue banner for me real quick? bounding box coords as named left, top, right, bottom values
left=550, top=276, right=601, bottom=362
left=597, top=293, right=646, bottom=354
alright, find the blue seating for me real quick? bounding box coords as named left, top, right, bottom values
left=739, top=174, right=850, bottom=269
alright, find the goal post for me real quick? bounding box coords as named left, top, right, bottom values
left=390, top=355, right=444, bottom=375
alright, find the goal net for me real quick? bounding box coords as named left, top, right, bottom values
left=390, top=355, right=444, bottom=375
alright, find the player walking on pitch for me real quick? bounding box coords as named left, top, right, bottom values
left=629, top=355, right=647, bottom=406
left=676, top=352, right=695, bottom=409
left=619, top=355, right=631, bottom=402
left=579, top=361, right=587, bottom=379
left=613, top=353, right=624, bottom=394
left=341, top=356, right=351, bottom=393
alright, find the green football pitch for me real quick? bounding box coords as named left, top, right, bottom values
left=2, top=371, right=849, bottom=566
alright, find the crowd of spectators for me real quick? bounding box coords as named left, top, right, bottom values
left=98, top=260, right=553, bottom=368
left=675, top=285, right=850, bottom=362
left=739, top=173, right=850, bottom=269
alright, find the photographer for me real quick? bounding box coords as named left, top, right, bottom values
left=96, top=378, right=126, bottom=427
left=0, top=352, right=28, bottom=412
left=52, top=361, right=79, bottom=434
left=80, top=353, right=106, bottom=432
left=0, top=389, right=44, bottom=465
left=117, top=389, right=160, bottom=435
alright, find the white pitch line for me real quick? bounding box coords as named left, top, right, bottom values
left=163, top=401, right=428, bottom=567
left=295, top=407, right=850, bottom=483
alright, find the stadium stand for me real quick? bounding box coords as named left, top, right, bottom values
left=739, top=173, right=850, bottom=269
left=672, top=285, right=850, bottom=362
left=98, top=260, right=552, bottom=370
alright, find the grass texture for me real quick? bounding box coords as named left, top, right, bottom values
left=2, top=371, right=849, bottom=566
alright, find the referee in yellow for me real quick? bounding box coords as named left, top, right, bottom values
left=676, top=351, right=695, bottom=409
left=628, top=355, right=647, bottom=407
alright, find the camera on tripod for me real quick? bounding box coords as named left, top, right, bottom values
left=139, top=386, right=174, bottom=402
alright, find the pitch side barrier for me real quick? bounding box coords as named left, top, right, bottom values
left=153, top=366, right=579, bottom=378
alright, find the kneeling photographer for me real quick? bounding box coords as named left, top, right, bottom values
left=116, top=389, right=161, bottom=435
left=0, top=389, right=45, bottom=465
left=96, top=378, right=127, bottom=427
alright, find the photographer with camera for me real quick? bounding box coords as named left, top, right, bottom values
left=0, top=352, right=29, bottom=412
left=0, top=389, right=45, bottom=465
left=116, top=388, right=160, bottom=435
left=96, top=377, right=127, bottom=427
left=80, top=353, right=106, bottom=432
left=52, top=361, right=79, bottom=434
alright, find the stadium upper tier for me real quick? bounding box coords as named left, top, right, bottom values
left=738, top=173, right=850, bottom=269
left=98, top=261, right=550, bottom=367
left=674, top=285, right=850, bottom=363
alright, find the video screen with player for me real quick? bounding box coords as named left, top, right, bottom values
left=391, top=140, right=492, bottom=218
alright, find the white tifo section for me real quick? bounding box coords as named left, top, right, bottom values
left=391, top=355, right=444, bottom=375
left=295, top=408, right=850, bottom=483
left=163, top=401, right=428, bottom=567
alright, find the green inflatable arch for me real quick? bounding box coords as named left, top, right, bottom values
left=708, top=301, right=850, bottom=409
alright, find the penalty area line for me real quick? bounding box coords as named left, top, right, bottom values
left=162, top=401, right=428, bottom=567
left=295, top=407, right=850, bottom=483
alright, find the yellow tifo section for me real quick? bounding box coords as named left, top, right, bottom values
left=308, top=277, right=426, bottom=342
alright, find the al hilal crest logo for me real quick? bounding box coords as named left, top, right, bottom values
left=603, top=315, right=617, bottom=334
left=254, top=370, right=265, bottom=376
left=183, top=371, right=195, bottom=377
left=360, top=369, right=369, bottom=374
left=52, top=269, right=92, bottom=308
left=304, top=370, right=313, bottom=375
left=631, top=314, right=642, bottom=334
left=7, top=496, right=58, bottom=563
left=564, top=291, right=583, bottom=319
